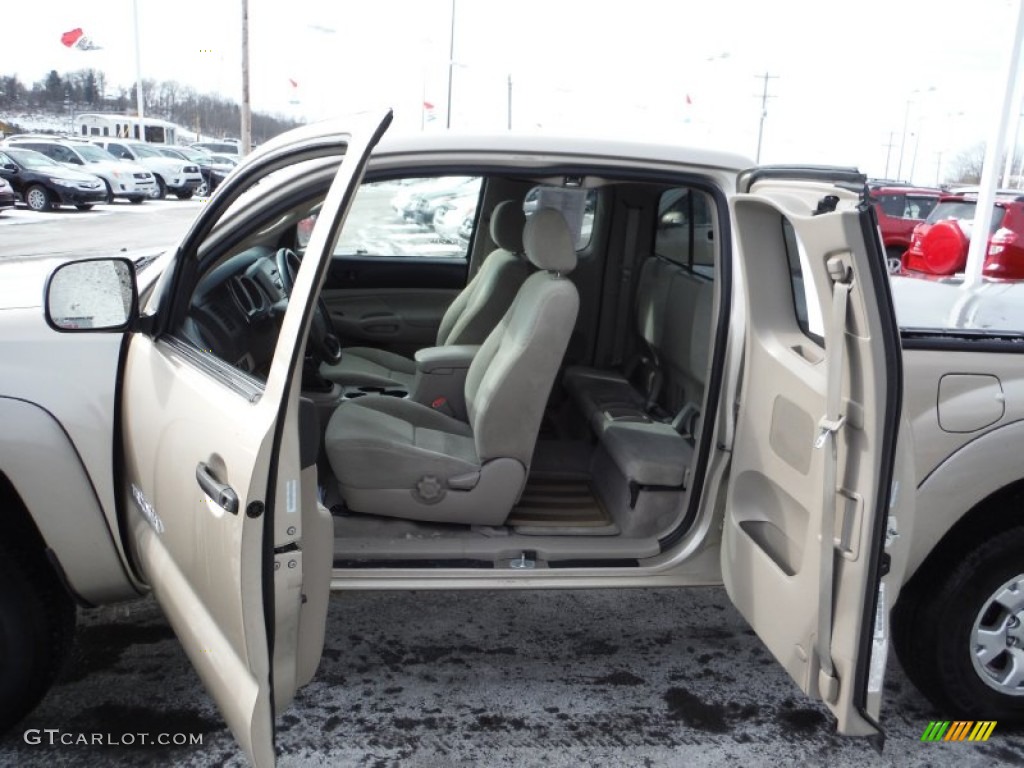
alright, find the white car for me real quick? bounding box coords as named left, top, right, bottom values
left=1, top=136, right=155, bottom=203
left=3, top=112, right=1023, bottom=765
left=90, top=139, right=202, bottom=200
left=432, top=193, right=478, bottom=241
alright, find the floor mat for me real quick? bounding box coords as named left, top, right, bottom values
left=507, top=478, right=618, bottom=535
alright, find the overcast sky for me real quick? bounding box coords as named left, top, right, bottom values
left=1, top=0, right=1019, bottom=181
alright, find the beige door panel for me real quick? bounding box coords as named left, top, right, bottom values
left=724, top=188, right=907, bottom=736
left=122, top=338, right=279, bottom=765
left=322, top=288, right=455, bottom=346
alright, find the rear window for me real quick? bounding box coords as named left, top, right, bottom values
left=655, top=187, right=715, bottom=276
left=926, top=201, right=1006, bottom=234
left=523, top=186, right=596, bottom=250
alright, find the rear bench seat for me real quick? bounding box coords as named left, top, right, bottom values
left=564, top=256, right=713, bottom=497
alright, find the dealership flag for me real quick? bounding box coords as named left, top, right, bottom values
left=61, top=28, right=102, bottom=51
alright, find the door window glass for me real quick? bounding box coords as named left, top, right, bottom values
left=333, top=177, right=481, bottom=260
left=655, top=187, right=716, bottom=275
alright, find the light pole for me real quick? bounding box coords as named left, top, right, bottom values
left=446, top=0, right=456, bottom=129
left=754, top=72, right=777, bottom=163
left=897, top=87, right=935, bottom=181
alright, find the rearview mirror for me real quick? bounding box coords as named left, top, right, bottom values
left=45, top=257, right=138, bottom=332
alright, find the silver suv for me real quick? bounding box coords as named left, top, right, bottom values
left=0, top=114, right=1021, bottom=765
left=1, top=136, right=155, bottom=203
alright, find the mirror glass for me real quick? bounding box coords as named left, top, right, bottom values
left=47, top=259, right=135, bottom=330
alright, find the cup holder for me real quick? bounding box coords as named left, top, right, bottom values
left=383, top=389, right=408, bottom=398
left=358, top=386, right=386, bottom=393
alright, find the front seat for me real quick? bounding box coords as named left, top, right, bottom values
left=320, top=200, right=531, bottom=390
left=324, top=208, right=579, bottom=525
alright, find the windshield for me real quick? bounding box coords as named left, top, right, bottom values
left=129, top=143, right=162, bottom=158
left=926, top=200, right=1006, bottom=235
left=158, top=147, right=186, bottom=159
left=177, top=147, right=210, bottom=162
left=76, top=144, right=116, bottom=163
left=5, top=148, right=61, bottom=169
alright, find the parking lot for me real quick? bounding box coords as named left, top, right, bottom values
left=2, top=587, right=1021, bottom=767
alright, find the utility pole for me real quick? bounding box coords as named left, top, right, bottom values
left=240, top=0, right=252, bottom=153
left=507, top=73, right=512, bottom=130
left=883, top=131, right=896, bottom=178
left=935, top=150, right=943, bottom=187
left=446, top=0, right=456, bottom=129
left=754, top=72, right=778, bottom=163
left=132, top=0, right=145, bottom=137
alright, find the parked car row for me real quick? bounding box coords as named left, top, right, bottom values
left=0, top=134, right=238, bottom=211
left=389, top=176, right=480, bottom=243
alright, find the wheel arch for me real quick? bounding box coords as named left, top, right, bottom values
left=904, top=420, right=1024, bottom=585
left=0, top=398, right=141, bottom=606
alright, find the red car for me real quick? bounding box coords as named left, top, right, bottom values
left=902, top=192, right=1024, bottom=280
left=866, top=182, right=941, bottom=272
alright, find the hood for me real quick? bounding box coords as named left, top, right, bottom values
left=0, top=247, right=168, bottom=310
left=47, top=165, right=105, bottom=184
left=83, top=158, right=150, bottom=176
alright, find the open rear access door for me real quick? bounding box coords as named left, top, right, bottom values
left=723, top=169, right=911, bottom=736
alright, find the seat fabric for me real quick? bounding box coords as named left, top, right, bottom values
left=325, top=208, right=579, bottom=525
left=321, top=200, right=531, bottom=388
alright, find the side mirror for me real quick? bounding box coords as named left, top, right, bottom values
left=67, top=156, right=84, bottom=165
left=44, top=257, right=138, bottom=332
left=2, top=163, right=17, bottom=173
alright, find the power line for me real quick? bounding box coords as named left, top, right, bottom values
left=754, top=72, right=778, bottom=163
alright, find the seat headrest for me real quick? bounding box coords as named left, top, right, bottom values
left=523, top=208, right=577, bottom=274
left=489, top=200, right=526, bottom=254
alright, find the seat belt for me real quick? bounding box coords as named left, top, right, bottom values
left=813, top=254, right=852, bottom=704
left=610, top=206, right=642, bottom=368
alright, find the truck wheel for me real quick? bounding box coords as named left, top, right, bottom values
left=102, top=181, right=114, bottom=204
left=893, top=526, right=1024, bottom=724
left=24, top=185, right=51, bottom=212
left=175, top=190, right=194, bottom=200
left=0, top=551, right=75, bottom=733
left=148, top=177, right=166, bottom=200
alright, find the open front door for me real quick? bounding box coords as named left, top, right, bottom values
left=723, top=171, right=912, bottom=736
left=118, top=111, right=392, bottom=766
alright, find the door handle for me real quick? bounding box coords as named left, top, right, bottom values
left=196, top=462, right=239, bottom=515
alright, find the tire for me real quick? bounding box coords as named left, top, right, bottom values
left=175, top=190, right=194, bottom=200
left=885, top=246, right=904, bottom=275
left=195, top=179, right=210, bottom=197
left=24, top=185, right=51, bottom=212
left=102, top=180, right=114, bottom=205
left=0, top=548, right=76, bottom=733
left=75, top=204, right=94, bottom=211
left=129, top=196, right=145, bottom=205
left=148, top=176, right=166, bottom=200
left=893, top=526, right=1024, bottom=724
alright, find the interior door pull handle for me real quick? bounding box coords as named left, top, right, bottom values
left=196, top=462, right=239, bottom=515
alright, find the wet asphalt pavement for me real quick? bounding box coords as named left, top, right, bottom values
left=2, top=587, right=1022, bottom=767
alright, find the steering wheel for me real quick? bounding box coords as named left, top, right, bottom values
left=275, top=248, right=343, bottom=365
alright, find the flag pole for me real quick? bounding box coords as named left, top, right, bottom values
left=132, top=0, right=145, bottom=138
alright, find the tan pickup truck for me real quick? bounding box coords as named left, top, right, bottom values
left=0, top=111, right=1019, bottom=766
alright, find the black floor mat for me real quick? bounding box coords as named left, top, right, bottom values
left=507, top=477, right=614, bottom=531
